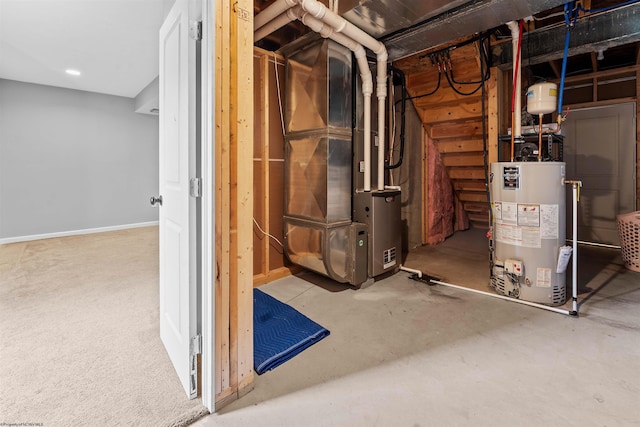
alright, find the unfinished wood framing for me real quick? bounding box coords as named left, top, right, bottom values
left=396, top=42, right=491, bottom=233
left=214, top=0, right=254, bottom=408
left=252, top=47, right=291, bottom=286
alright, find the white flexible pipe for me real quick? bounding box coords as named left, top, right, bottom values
left=565, top=180, right=582, bottom=314
left=429, top=279, right=575, bottom=316
left=572, top=184, right=578, bottom=313
left=254, top=0, right=298, bottom=31
left=254, top=7, right=300, bottom=42
left=507, top=21, right=521, bottom=138
left=400, top=265, right=422, bottom=278
left=377, top=87, right=386, bottom=189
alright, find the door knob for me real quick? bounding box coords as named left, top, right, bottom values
left=150, top=195, right=163, bottom=207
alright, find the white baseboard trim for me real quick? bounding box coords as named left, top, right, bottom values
left=0, top=221, right=159, bottom=245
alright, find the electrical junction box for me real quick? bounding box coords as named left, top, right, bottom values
left=505, top=259, right=523, bottom=276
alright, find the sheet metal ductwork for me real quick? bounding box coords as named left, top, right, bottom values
left=283, top=39, right=369, bottom=285
left=283, top=38, right=401, bottom=286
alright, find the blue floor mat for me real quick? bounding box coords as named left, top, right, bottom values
left=253, top=288, right=330, bottom=375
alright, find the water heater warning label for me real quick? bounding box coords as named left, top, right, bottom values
left=503, top=166, right=520, bottom=189
left=495, top=223, right=542, bottom=248
left=517, top=204, right=540, bottom=227
left=540, top=204, right=559, bottom=239
left=494, top=202, right=560, bottom=247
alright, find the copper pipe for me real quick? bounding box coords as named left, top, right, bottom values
left=538, top=114, right=543, bottom=161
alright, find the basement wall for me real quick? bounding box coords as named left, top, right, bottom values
left=0, top=79, right=159, bottom=242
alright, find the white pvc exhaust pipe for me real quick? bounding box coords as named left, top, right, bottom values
left=254, top=7, right=301, bottom=42
left=254, top=0, right=298, bottom=31
left=507, top=21, right=521, bottom=138
left=300, top=14, right=374, bottom=191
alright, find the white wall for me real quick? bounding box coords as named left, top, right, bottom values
left=0, top=79, right=159, bottom=242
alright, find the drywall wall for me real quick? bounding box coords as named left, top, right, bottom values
left=134, top=76, right=159, bottom=115
left=0, top=79, right=159, bottom=241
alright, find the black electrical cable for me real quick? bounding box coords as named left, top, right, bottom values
left=398, top=30, right=496, bottom=103
left=479, top=32, right=494, bottom=277
left=386, top=67, right=405, bottom=170
left=446, top=35, right=492, bottom=86
left=400, top=71, right=441, bottom=104
left=445, top=37, right=492, bottom=96
left=445, top=69, right=484, bottom=96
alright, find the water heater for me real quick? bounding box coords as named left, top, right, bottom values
left=490, top=162, right=567, bottom=305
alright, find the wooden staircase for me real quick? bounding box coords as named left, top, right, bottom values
left=394, top=42, right=493, bottom=230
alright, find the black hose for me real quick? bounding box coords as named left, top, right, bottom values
left=445, top=70, right=484, bottom=96
left=479, top=33, right=494, bottom=276
left=400, top=71, right=441, bottom=104
left=445, top=37, right=492, bottom=96
left=446, top=38, right=491, bottom=86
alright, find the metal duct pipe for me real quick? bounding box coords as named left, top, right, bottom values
left=300, top=13, right=374, bottom=191
left=254, top=0, right=389, bottom=191
left=299, top=0, right=388, bottom=190
left=507, top=21, right=522, bottom=139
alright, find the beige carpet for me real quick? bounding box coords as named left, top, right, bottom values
left=0, top=226, right=207, bottom=426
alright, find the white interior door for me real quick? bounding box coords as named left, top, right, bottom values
left=159, top=0, right=200, bottom=399
left=563, top=102, right=636, bottom=245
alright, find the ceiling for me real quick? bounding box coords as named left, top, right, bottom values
left=256, top=0, right=639, bottom=81
left=0, top=0, right=171, bottom=98
left=3, top=0, right=635, bottom=99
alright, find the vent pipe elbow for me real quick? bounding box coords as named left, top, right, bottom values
left=300, top=0, right=325, bottom=19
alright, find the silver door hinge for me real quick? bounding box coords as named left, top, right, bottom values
left=190, top=178, right=202, bottom=198
left=189, top=20, right=202, bottom=41
left=190, top=334, right=202, bottom=355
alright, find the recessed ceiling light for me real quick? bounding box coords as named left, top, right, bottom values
left=65, top=69, right=81, bottom=76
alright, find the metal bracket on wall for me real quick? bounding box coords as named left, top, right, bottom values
left=190, top=178, right=202, bottom=198
left=189, top=20, right=202, bottom=41
left=189, top=334, right=201, bottom=398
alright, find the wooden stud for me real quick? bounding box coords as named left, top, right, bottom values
left=260, top=54, right=271, bottom=279
left=231, top=0, right=254, bottom=395
left=421, top=127, right=430, bottom=244
left=215, top=0, right=231, bottom=398
left=214, top=0, right=255, bottom=407
left=487, top=67, right=499, bottom=163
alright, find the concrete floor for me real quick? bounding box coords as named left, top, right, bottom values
left=195, top=229, right=640, bottom=426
